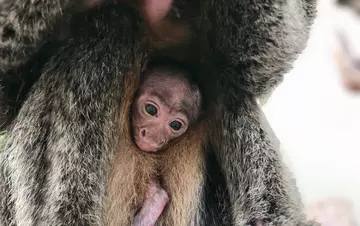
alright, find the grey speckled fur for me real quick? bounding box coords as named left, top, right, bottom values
left=0, top=0, right=317, bottom=225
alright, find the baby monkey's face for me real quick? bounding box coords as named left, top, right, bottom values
left=132, top=72, right=200, bottom=152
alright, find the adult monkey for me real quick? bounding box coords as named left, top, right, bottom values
left=0, top=0, right=317, bottom=226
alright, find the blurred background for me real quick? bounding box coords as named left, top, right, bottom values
left=262, top=0, right=360, bottom=224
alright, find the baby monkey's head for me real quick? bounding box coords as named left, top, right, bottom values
left=132, top=63, right=201, bottom=152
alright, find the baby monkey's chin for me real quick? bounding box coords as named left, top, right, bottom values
left=135, top=140, right=159, bottom=152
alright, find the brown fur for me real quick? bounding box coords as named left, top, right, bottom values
left=155, top=127, right=205, bottom=226
left=103, top=64, right=206, bottom=226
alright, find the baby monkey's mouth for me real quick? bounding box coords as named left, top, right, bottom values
left=133, top=136, right=161, bottom=153
left=136, top=143, right=158, bottom=152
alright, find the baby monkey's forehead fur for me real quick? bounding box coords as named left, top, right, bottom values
left=140, top=66, right=202, bottom=122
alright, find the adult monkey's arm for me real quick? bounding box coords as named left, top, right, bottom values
left=209, top=0, right=318, bottom=225
left=0, top=0, right=91, bottom=131
left=0, top=3, right=147, bottom=225
left=0, top=0, right=176, bottom=73
left=0, top=0, right=80, bottom=73
left=0, top=0, right=175, bottom=130
left=0, top=1, right=179, bottom=225
left=210, top=0, right=317, bottom=98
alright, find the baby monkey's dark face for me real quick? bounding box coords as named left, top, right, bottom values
left=132, top=70, right=201, bottom=152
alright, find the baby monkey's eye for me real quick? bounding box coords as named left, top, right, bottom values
left=169, top=120, right=182, bottom=131
left=145, top=104, right=157, bottom=116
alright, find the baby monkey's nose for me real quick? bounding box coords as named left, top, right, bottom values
left=140, top=129, right=146, bottom=137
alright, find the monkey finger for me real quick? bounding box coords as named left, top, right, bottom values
left=141, top=0, right=190, bottom=44
left=142, top=0, right=173, bottom=25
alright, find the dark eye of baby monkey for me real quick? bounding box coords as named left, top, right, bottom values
left=169, top=120, right=182, bottom=131
left=145, top=104, right=157, bottom=116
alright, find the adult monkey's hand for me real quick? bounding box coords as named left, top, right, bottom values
left=86, top=0, right=188, bottom=45
left=136, top=0, right=189, bottom=44
left=86, top=0, right=172, bottom=21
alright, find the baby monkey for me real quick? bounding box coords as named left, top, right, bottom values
left=131, top=62, right=202, bottom=226
left=132, top=63, right=201, bottom=152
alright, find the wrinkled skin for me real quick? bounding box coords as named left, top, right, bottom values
left=133, top=178, right=170, bottom=226
left=132, top=69, right=200, bottom=152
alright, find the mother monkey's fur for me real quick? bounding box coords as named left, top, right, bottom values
left=0, top=0, right=317, bottom=226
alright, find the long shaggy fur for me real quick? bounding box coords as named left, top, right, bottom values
left=0, top=0, right=318, bottom=226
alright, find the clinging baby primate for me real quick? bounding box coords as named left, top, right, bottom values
left=131, top=62, right=202, bottom=226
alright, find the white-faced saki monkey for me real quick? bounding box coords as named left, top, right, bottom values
left=0, top=0, right=317, bottom=225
